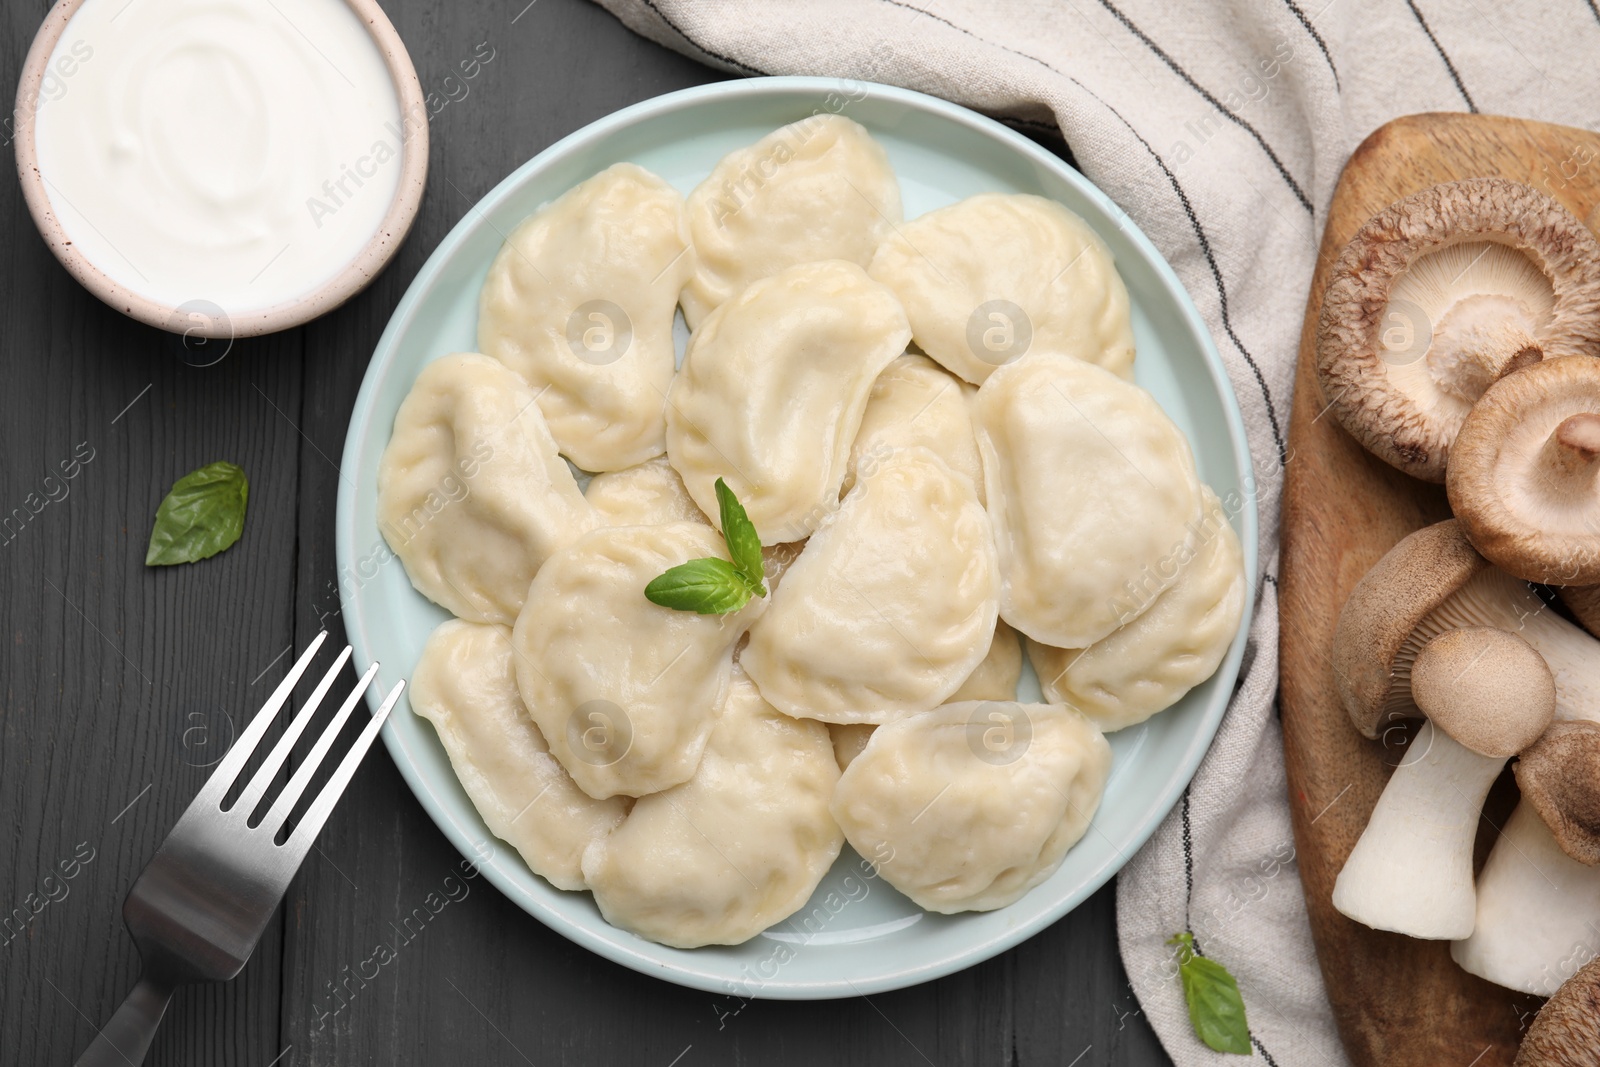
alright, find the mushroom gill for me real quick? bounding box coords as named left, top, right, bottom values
left=1448, top=357, right=1600, bottom=584
left=1316, top=178, right=1600, bottom=482
left=1385, top=241, right=1552, bottom=404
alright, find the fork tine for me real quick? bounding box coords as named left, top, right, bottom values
left=230, top=645, right=353, bottom=819
left=283, top=679, right=403, bottom=860
left=193, top=632, right=329, bottom=809
left=258, top=660, right=380, bottom=836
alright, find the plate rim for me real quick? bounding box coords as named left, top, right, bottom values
left=335, top=74, right=1259, bottom=1000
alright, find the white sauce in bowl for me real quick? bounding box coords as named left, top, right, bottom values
left=33, top=0, right=407, bottom=318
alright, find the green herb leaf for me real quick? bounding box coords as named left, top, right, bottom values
left=1168, top=932, right=1251, bottom=1055
left=145, top=461, right=250, bottom=566
left=714, top=476, right=766, bottom=595
left=644, top=557, right=753, bottom=614
left=645, top=480, right=767, bottom=615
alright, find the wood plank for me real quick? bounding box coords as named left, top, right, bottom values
left=1279, top=112, right=1600, bottom=1066
left=0, top=177, right=304, bottom=1067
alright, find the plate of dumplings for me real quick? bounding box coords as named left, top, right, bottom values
left=337, top=76, right=1257, bottom=997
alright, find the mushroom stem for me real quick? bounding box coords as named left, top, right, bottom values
left=1429, top=304, right=1542, bottom=403
left=1332, top=720, right=1503, bottom=939
left=1452, top=800, right=1600, bottom=996
left=1544, top=413, right=1600, bottom=488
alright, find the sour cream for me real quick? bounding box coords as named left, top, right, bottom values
left=33, top=0, right=408, bottom=317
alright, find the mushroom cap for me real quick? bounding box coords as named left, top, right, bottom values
left=1316, top=178, right=1600, bottom=481
left=1333, top=520, right=1491, bottom=739
left=1559, top=585, right=1600, bottom=638
left=1448, top=357, right=1600, bottom=584
left=1517, top=952, right=1600, bottom=1066
left=1411, top=628, right=1555, bottom=757
left=1515, top=720, right=1600, bottom=866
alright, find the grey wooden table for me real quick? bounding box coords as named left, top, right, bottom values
left=0, top=1, right=1171, bottom=1063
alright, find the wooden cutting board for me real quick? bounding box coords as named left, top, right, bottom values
left=1280, top=112, right=1600, bottom=1066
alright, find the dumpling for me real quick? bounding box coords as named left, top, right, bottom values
left=511, top=522, right=765, bottom=799
left=845, top=352, right=984, bottom=503
left=681, top=114, right=901, bottom=328
left=585, top=455, right=707, bottom=527
left=974, top=353, right=1202, bottom=648
left=377, top=352, right=596, bottom=624
left=741, top=446, right=999, bottom=723
left=666, top=260, right=910, bottom=544
left=477, top=163, right=693, bottom=472
left=409, top=620, right=628, bottom=890
left=582, top=670, right=843, bottom=947
left=1028, top=488, right=1245, bottom=731
left=868, top=193, right=1135, bottom=384
left=829, top=723, right=876, bottom=771
left=951, top=620, right=1023, bottom=702
left=830, top=701, right=1112, bottom=913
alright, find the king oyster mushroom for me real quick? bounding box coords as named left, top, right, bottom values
left=1517, top=952, right=1600, bottom=1066
left=1330, top=520, right=1600, bottom=939
left=1316, top=178, right=1600, bottom=481
left=1333, top=521, right=1600, bottom=746
left=1331, top=627, right=1555, bottom=938
left=1448, top=357, right=1600, bottom=584
left=1516, top=721, right=1600, bottom=864
left=1453, top=721, right=1600, bottom=996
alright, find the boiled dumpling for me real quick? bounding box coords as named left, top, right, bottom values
left=951, top=620, right=1023, bottom=702
left=409, top=620, right=628, bottom=890
left=1028, top=488, right=1245, bottom=731
left=377, top=352, right=596, bottom=624
left=974, top=353, right=1201, bottom=648
left=511, top=522, right=765, bottom=799
left=846, top=352, right=984, bottom=503
left=582, top=670, right=843, bottom=947
left=681, top=114, right=901, bottom=328
left=477, top=163, right=694, bottom=472
left=741, top=446, right=999, bottom=723
left=585, top=455, right=707, bottom=527
left=830, top=700, right=1112, bottom=913
left=666, top=260, right=910, bottom=544
left=868, top=193, right=1135, bottom=384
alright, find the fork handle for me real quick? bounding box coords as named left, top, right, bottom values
left=73, top=973, right=175, bottom=1067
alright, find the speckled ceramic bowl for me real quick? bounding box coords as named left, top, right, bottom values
left=13, top=0, right=428, bottom=339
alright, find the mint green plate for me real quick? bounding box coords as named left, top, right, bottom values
left=336, top=77, right=1257, bottom=999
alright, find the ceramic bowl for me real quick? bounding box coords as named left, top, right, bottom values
left=12, top=0, right=429, bottom=339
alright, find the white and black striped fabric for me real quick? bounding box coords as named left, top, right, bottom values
left=590, top=3, right=1600, bottom=1061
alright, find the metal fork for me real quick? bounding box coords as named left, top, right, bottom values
left=73, top=632, right=404, bottom=1067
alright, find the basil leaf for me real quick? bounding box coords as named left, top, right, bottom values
left=1169, top=932, right=1250, bottom=1055
left=714, top=477, right=766, bottom=595
left=146, top=461, right=250, bottom=566
left=644, top=479, right=767, bottom=615
left=644, top=557, right=753, bottom=614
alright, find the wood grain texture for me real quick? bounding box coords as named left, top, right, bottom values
left=1279, top=112, right=1599, bottom=1067
left=0, top=1, right=1168, bottom=1064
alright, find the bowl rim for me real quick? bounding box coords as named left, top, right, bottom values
left=11, top=0, right=430, bottom=339
left=336, top=74, right=1260, bottom=998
